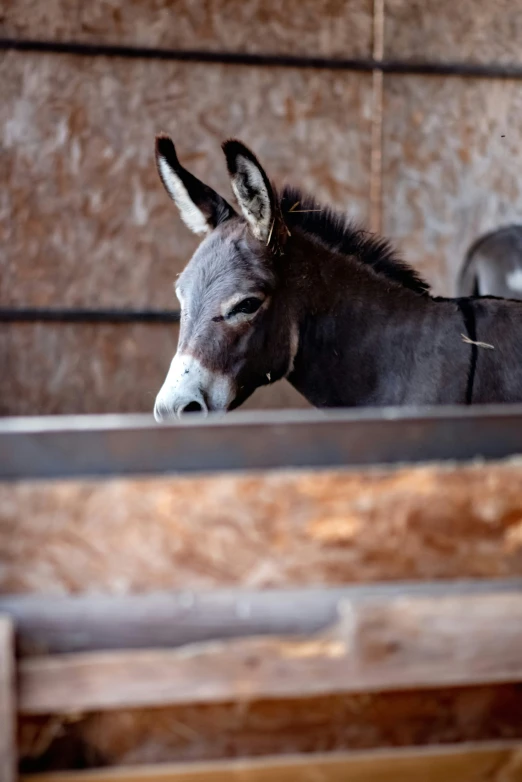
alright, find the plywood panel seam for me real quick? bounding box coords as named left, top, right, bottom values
left=370, top=0, right=384, bottom=233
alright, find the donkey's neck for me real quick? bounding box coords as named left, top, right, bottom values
left=283, top=236, right=466, bottom=408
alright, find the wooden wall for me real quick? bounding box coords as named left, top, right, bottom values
left=2, top=0, right=522, bottom=415
left=2, top=455, right=522, bottom=771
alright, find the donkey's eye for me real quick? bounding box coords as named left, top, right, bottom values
left=228, top=297, right=263, bottom=318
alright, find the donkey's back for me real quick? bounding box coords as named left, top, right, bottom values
left=458, top=225, right=522, bottom=299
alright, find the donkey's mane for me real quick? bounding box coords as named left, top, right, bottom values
left=280, top=186, right=430, bottom=296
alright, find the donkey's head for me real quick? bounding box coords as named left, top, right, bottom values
left=153, top=136, right=297, bottom=420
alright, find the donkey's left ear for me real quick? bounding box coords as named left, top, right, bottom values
left=156, top=134, right=236, bottom=235
left=222, top=140, right=275, bottom=242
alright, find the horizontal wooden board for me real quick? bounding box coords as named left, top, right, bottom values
left=3, top=580, right=521, bottom=657
left=17, top=588, right=522, bottom=715
left=18, top=683, right=522, bottom=771
left=2, top=457, right=522, bottom=593
left=20, top=742, right=522, bottom=782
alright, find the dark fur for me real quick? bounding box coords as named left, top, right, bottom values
left=280, top=186, right=430, bottom=296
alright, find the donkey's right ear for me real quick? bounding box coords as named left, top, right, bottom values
left=155, top=135, right=236, bottom=235
left=222, top=139, right=275, bottom=243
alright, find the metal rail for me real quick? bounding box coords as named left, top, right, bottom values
left=1, top=404, right=522, bottom=480
left=1, top=37, right=522, bottom=80
left=0, top=307, right=179, bottom=324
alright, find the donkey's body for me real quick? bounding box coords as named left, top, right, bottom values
left=273, top=189, right=522, bottom=408
left=153, top=137, right=522, bottom=419
left=458, top=225, right=522, bottom=299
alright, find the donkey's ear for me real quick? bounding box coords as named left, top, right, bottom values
left=222, top=140, right=274, bottom=242
left=155, top=135, right=235, bottom=235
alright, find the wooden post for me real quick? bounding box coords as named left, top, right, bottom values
left=0, top=616, right=16, bottom=782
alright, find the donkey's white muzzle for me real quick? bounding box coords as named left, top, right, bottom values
left=154, top=352, right=233, bottom=421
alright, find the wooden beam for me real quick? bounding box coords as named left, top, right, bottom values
left=3, top=580, right=521, bottom=657
left=19, top=742, right=522, bottom=782
left=18, top=589, right=522, bottom=715
left=0, top=616, right=16, bottom=782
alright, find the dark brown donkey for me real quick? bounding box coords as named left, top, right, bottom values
left=153, top=136, right=522, bottom=420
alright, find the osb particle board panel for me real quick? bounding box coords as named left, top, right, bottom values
left=1, top=458, right=522, bottom=594
left=0, top=322, right=309, bottom=415
left=384, top=0, right=522, bottom=64
left=0, top=322, right=175, bottom=416
left=18, top=685, right=522, bottom=772
left=381, top=75, right=522, bottom=296
left=0, top=51, right=373, bottom=308
left=0, top=0, right=373, bottom=58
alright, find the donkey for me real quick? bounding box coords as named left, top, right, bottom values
left=458, top=225, right=522, bottom=300
left=153, top=136, right=522, bottom=419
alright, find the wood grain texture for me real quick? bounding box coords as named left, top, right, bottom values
left=0, top=322, right=309, bottom=415
left=0, top=617, right=16, bottom=782
left=18, top=742, right=522, bottom=782
left=0, top=51, right=372, bottom=308
left=384, top=0, right=522, bottom=64
left=0, top=0, right=373, bottom=58
left=2, top=458, right=522, bottom=594
left=17, top=590, right=522, bottom=715
left=19, top=684, right=522, bottom=771
left=381, top=76, right=522, bottom=296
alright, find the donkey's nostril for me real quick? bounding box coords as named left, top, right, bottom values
left=179, top=401, right=204, bottom=414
